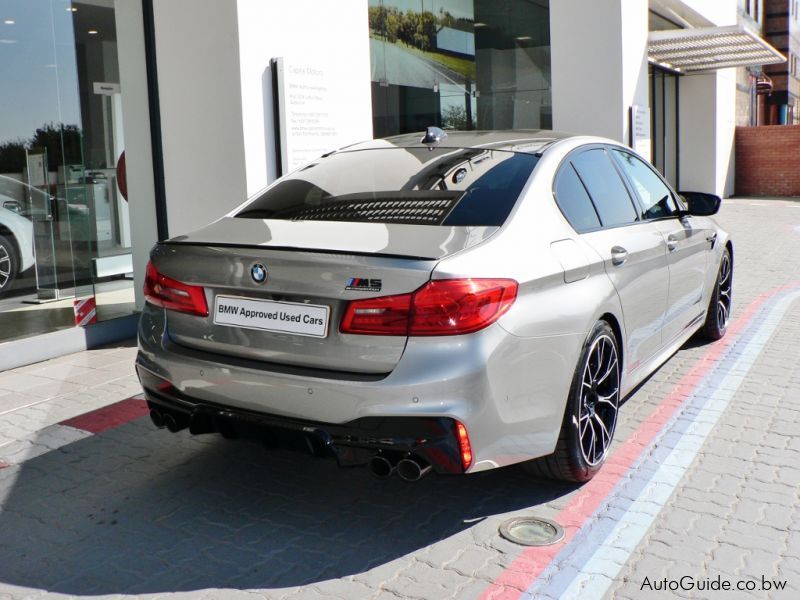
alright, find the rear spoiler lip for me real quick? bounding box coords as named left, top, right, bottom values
left=158, top=240, right=437, bottom=262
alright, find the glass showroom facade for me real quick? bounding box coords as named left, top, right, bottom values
left=367, top=1, right=679, bottom=190
left=369, top=0, right=551, bottom=137
left=0, top=0, right=134, bottom=344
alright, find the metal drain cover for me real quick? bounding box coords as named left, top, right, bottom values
left=499, top=516, right=565, bottom=546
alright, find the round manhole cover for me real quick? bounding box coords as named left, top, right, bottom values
left=499, top=516, right=565, bottom=546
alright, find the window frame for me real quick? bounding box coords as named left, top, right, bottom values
left=552, top=144, right=644, bottom=233
left=607, top=145, right=685, bottom=222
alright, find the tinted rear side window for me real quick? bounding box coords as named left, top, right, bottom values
left=236, top=147, right=539, bottom=227
left=553, top=164, right=601, bottom=232
left=610, top=149, right=680, bottom=219
left=571, top=149, right=638, bottom=227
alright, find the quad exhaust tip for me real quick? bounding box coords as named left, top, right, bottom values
left=368, top=454, right=395, bottom=479
left=162, top=413, right=180, bottom=432
left=149, top=409, right=165, bottom=429
left=368, top=454, right=431, bottom=481
left=396, top=457, right=432, bottom=482
left=150, top=408, right=189, bottom=433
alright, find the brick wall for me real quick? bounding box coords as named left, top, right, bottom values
left=735, top=125, right=800, bottom=196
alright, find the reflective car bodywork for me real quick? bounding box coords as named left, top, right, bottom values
left=0, top=175, right=47, bottom=277
left=0, top=205, right=35, bottom=272
left=136, top=131, right=731, bottom=477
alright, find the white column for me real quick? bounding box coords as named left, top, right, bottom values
left=678, top=69, right=737, bottom=197
left=115, top=1, right=158, bottom=310
left=550, top=0, right=649, bottom=144
left=152, top=0, right=248, bottom=237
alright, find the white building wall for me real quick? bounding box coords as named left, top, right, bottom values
left=236, top=0, right=372, bottom=196
left=669, top=0, right=737, bottom=26
left=152, top=0, right=248, bottom=237
left=553, top=0, right=737, bottom=197
left=717, top=70, right=737, bottom=197
left=673, top=0, right=737, bottom=197
left=550, top=0, right=649, bottom=144
left=121, top=0, right=371, bottom=268
left=679, top=69, right=737, bottom=197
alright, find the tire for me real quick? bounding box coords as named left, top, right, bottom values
left=699, top=246, right=732, bottom=342
left=523, top=320, right=621, bottom=482
left=0, top=233, right=19, bottom=296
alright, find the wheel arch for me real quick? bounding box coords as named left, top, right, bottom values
left=598, top=311, right=624, bottom=375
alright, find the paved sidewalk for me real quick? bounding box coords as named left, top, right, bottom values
left=0, top=344, right=140, bottom=460
left=0, top=198, right=799, bottom=600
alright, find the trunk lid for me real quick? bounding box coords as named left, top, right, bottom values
left=168, top=217, right=498, bottom=260
left=153, top=218, right=498, bottom=374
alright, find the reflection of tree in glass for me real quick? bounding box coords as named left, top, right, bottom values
left=441, top=106, right=476, bottom=131
left=30, top=124, right=83, bottom=166
left=0, top=123, right=82, bottom=173
left=368, top=6, right=458, bottom=52
left=0, top=141, right=26, bottom=173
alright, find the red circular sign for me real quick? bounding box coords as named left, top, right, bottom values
left=116, top=151, right=127, bottom=201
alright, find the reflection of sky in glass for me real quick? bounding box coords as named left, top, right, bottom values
left=368, top=0, right=474, bottom=20
left=0, top=0, right=81, bottom=143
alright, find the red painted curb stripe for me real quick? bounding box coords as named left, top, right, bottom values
left=479, top=283, right=796, bottom=600
left=60, top=397, right=149, bottom=434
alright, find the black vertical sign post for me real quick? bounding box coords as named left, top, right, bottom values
left=271, top=57, right=285, bottom=178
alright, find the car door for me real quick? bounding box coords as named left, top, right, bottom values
left=556, top=147, right=669, bottom=373
left=609, top=148, right=711, bottom=346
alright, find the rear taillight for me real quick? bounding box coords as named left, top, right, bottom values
left=340, top=278, right=517, bottom=336
left=339, top=292, right=412, bottom=335
left=143, top=260, right=208, bottom=316
left=409, top=279, right=518, bottom=335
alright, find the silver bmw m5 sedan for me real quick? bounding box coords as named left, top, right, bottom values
left=136, top=129, right=732, bottom=483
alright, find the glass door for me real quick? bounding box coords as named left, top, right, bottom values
left=649, top=66, right=679, bottom=187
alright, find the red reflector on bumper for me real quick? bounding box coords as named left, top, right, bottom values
left=456, top=420, right=472, bottom=471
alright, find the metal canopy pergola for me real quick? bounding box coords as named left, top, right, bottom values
left=648, top=25, right=786, bottom=74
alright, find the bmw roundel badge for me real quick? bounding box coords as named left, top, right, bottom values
left=250, top=263, right=268, bottom=284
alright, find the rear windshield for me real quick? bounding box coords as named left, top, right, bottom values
left=236, top=147, right=539, bottom=227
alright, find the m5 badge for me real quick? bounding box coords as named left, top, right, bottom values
left=346, top=278, right=382, bottom=292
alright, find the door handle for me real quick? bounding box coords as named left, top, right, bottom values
left=610, top=246, right=628, bottom=266
left=666, top=236, right=678, bottom=252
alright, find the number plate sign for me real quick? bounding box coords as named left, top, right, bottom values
left=213, top=295, right=329, bottom=338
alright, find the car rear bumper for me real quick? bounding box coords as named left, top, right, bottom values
left=137, top=304, right=583, bottom=472
left=138, top=365, right=466, bottom=473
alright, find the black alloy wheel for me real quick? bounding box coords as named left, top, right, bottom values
left=577, top=331, right=620, bottom=467
left=701, top=247, right=732, bottom=341
left=524, top=320, right=621, bottom=482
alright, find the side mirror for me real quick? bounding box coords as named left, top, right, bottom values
left=678, top=191, right=721, bottom=216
